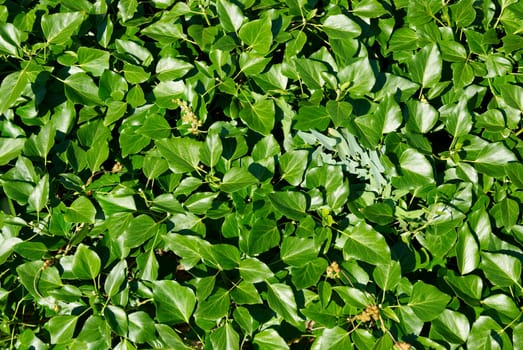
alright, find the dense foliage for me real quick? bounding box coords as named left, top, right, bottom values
left=1, top=0, right=523, bottom=348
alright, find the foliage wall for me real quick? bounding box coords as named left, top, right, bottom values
left=1, top=0, right=523, bottom=349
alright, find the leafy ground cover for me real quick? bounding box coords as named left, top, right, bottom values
left=1, top=0, right=523, bottom=348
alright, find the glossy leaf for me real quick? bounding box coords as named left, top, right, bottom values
left=152, top=280, right=196, bottom=324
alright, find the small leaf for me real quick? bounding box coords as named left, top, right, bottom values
left=278, top=150, right=309, bottom=186
left=104, top=305, right=128, bottom=337
left=128, top=311, right=155, bottom=344
left=71, top=244, right=101, bottom=280
left=281, top=236, right=318, bottom=266
left=200, top=133, right=223, bottom=168
left=210, top=322, right=240, bottom=350
left=430, top=309, right=470, bottom=345
left=216, top=0, right=245, bottom=32
left=253, top=329, right=289, bottom=350
left=311, top=327, right=353, bottom=350
left=0, top=22, right=24, bottom=56
left=27, top=174, right=49, bottom=213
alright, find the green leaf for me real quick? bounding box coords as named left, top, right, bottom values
left=406, top=99, right=438, bottom=134
left=195, top=289, right=230, bottom=329
left=238, top=257, right=274, bottom=283
left=153, top=81, right=185, bottom=108
left=239, top=98, right=275, bottom=135
left=408, top=44, right=442, bottom=88
left=72, top=244, right=101, bottom=279
left=450, top=0, right=476, bottom=27
left=253, top=329, right=289, bottom=350
left=200, top=133, right=223, bottom=168
left=343, top=222, right=391, bottom=265
left=430, top=309, right=470, bottom=345
left=231, top=281, right=262, bottom=304
left=41, top=12, right=85, bottom=44
left=266, top=283, right=302, bottom=327
left=156, top=57, right=194, bottom=81
left=268, top=191, right=308, bottom=221
left=156, top=137, right=202, bottom=173
left=152, top=280, right=196, bottom=324
left=281, top=236, right=318, bottom=266
left=455, top=225, right=480, bottom=275
left=291, top=257, right=328, bottom=289
left=210, top=322, right=240, bottom=350
left=361, top=203, right=395, bottom=225
left=470, top=142, right=517, bottom=177
left=339, top=56, right=376, bottom=96
left=506, top=163, right=523, bottom=188
left=353, top=0, right=388, bottom=17
left=64, top=196, right=96, bottom=223
left=294, top=105, right=331, bottom=131
left=63, top=73, right=103, bottom=106
left=278, top=150, right=309, bottom=186
left=0, top=22, right=24, bottom=56
left=27, top=174, right=48, bottom=213
left=0, top=70, right=30, bottom=116
left=128, top=311, right=155, bottom=344
left=105, top=259, right=127, bottom=299
left=482, top=294, right=521, bottom=320
left=322, top=14, right=361, bottom=39
left=104, top=305, right=128, bottom=337
left=408, top=281, right=451, bottom=321
left=78, top=47, right=110, bottom=77
left=216, top=0, right=245, bottom=32
left=220, top=167, right=258, bottom=193
left=17, top=261, right=62, bottom=297
left=0, top=138, right=25, bottom=165
left=373, top=261, right=401, bottom=291
left=46, top=316, right=78, bottom=345
left=239, top=17, right=272, bottom=54
left=480, top=252, right=522, bottom=288
left=491, top=197, right=519, bottom=229
left=311, top=327, right=353, bottom=350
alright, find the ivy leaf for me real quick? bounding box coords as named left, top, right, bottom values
left=63, top=73, right=103, bottom=106
left=268, top=191, right=308, bottom=221
left=64, top=196, right=96, bottom=223
left=311, top=327, right=353, bottom=350
left=220, top=167, right=258, bottom=193
left=239, top=17, right=272, bottom=54
left=46, top=316, right=78, bottom=345
left=480, top=252, right=522, bottom=288
left=152, top=280, right=196, bottom=324
left=156, top=137, right=202, bottom=173
left=239, top=98, right=275, bottom=136
left=266, top=283, right=302, bottom=327
left=72, top=244, right=101, bottom=280
left=216, top=0, right=245, bottom=32
left=41, top=12, right=85, bottom=45
left=343, top=222, right=391, bottom=265
left=408, top=44, right=442, bottom=88
left=322, top=14, right=361, bottom=39
left=408, top=281, right=451, bottom=321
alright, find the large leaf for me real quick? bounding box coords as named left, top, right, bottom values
left=63, top=73, right=103, bottom=105
left=156, top=137, right=202, bottom=173
left=238, top=17, right=272, bottom=54
left=71, top=244, right=101, bottom=280
left=408, top=281, right=451, bottom=321
left=480, top=252, right=522, bottom=287
left=239, top=98, right=275, bottom=135
left=266, top=283, right=302, bottom=327
left=152, top=280, right=196, bottom=324
left=220, top=167, right=258, bottom=193
left=408, top=44, right=442, bottom=88
left=41, top=12, right=85, bottom=44
left=268, top=191, right=308, bottom=221
left=343, top=222, right=391, bottom=265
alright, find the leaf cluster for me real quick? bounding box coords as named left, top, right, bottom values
left=1, top=0, right=523, bottom=349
